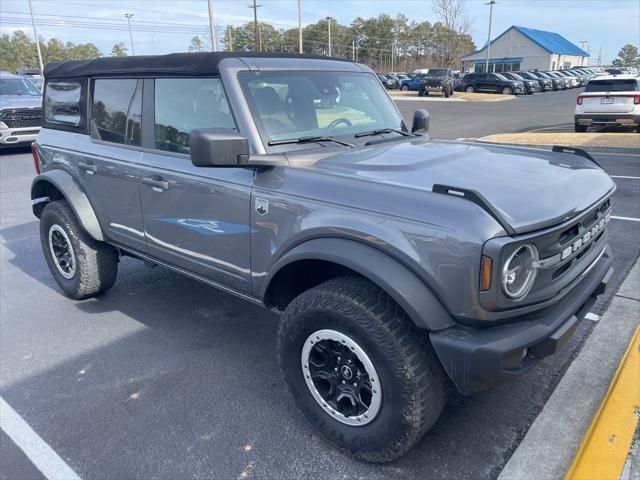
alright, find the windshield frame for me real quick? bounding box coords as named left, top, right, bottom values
left=237, top=69, right=407, bottom=153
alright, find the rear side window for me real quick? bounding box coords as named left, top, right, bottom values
left=91, top=79, right=142, bottom=146
left=44, top=81, right=82, bottom=126
left=585, top=79, right=638, bottom=92
left=154, top=78, right=235, bottom=154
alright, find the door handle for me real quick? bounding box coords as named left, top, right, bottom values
left=142, top=176, right=169, bottom=192
left=78, top=162, right=98, bottom=174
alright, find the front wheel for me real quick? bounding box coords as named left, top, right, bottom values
left=40, top=200, right=118, bottom=299
left=401, top=85, right=409, bottom=91
left=444, top=87, right=450, bottom=98
left=277, top=276, right=447, bottom=463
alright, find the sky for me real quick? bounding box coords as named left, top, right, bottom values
left=1, top=0, right=638, bottom=64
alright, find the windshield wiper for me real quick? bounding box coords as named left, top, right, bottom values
left=354, top=128, right=414, bottom=138
left=268, top=136, right=354, bottom=147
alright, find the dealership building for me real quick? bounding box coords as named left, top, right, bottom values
left=461, top=25, right=590, bottom=73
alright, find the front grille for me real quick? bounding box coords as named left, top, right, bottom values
left=1, top=109, right=42, bottom=128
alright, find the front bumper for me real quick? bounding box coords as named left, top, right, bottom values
left=0, top=126, right=40, bottom=145
left=430, top=244, right=613, bottom=395
left=575, top=113, right=640, bottom=127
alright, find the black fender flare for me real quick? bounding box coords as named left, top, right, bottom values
left=31, top=170, right=104, bottom=242
left=263, top=238, right=455, bottom=331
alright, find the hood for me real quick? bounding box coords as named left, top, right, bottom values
left=0, top=95, right=42, bottom=110
left=301, top=139, right=615, bottom=234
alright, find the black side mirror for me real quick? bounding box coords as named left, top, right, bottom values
left=190, top=128, right=249, bottom=167
left=412, top=109, right=430, bottom=134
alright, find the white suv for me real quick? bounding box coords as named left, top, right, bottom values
left=575, top=75, right=640, bottom=132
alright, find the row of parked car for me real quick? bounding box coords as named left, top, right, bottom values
left=379, top=67, right=606, bottom=97
left=459, top=67, right=602, bottom=95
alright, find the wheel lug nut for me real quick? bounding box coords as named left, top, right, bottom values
left=342, top=380, right=346, bottom=385
left=334, top=367, right=338, bottom=371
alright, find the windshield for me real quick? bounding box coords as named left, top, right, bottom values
left=508, top=73, right=524, bottom=81
left=239, top=71, right=404, bottom=143
left=585, top=79, right=638, bottom=92
left=494, top=73, right=509, bottom=81
left=0, top=77, right=41, bottom=96
left=428, top=69, right=449, bottom=76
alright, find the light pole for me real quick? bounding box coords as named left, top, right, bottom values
left=297, top=0, right=303, bottom=54
left=248, top=0, right=262, bottom=52
left=485, top=1, right=496, bottom=73
left=207, top=0, right=217, bottom=51
left=125, top=13, right=135, bottom=56
left=326, top=17, right=332, bottom=56
left=27, top=0, right=43, bottom=75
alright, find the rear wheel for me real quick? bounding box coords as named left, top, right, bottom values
left=40, top=200, right=118, bottom=299
left=277, top=276, right=447, bottom=463
left=465, top=85, right=475, bottom=93
left=502, top=86, right=513, bottom=95
left=574, top=123, right=588, bottom=133
left=401, top=85, right=409, bottom=91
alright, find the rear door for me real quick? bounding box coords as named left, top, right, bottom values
left=138, top=77, right=254, bottom=294
left=78, top=78, right=146, bottom=251
left=581, top=79, right=639, bottom=113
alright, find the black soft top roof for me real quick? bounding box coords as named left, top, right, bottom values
left=44, top=52, right=352, bottom=79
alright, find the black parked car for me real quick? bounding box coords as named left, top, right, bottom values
left=377, top=74, right=396, bottom=89
left=418, top=68, right=454, bottom=97
left=513, top=71, right=552, bottom=91
left=502, top=72, right=541, bottom=94
left=462, top=73, right=525, bottom=95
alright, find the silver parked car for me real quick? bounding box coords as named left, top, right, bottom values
left=0, top=71, right=42, bottom=146
left=31, top=53, right=614, bottom=462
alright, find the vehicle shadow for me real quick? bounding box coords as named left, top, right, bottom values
left=0, top=220, right=594, bottom=479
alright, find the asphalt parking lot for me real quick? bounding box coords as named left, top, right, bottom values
left=1, top=93, right=639, bottom=478
left=394, top=87, right=595, bottom=139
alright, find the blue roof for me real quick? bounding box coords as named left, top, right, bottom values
left=512, top=26, right=589, bottom=56
left=464, top=25, right=589, bottom=58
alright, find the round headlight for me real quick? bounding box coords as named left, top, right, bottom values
left=502, top=244, right=539, bottom=299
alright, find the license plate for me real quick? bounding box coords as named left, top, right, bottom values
left=601, top=98, right=614, bottom=104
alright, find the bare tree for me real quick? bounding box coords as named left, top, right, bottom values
left=432, top=0, right=472, bottom=68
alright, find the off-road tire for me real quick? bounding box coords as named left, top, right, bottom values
left=444, top=87, right=450, bottom=98
left=40, top=200, right=118, bottom=299
left=277, top=275, right=447, bottom=463
left=574, top=123, right=588, bottom=133
left=418, top=89, right=424, bottom=97
left=449, top=87, right=454, bottom=97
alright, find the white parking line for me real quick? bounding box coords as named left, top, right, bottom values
left=0, top=396, right=81, bottom=480
left=612, top=216, right=640, bottom=222
left=611, top=175, right=640, bottom=180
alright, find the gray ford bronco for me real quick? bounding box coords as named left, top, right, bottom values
left=31, top=52, right=615, bottom=462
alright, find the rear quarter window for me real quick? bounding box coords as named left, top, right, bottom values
left=585, top=80, right=639, bottom=92
left=44, top=80, right=83, bottom=127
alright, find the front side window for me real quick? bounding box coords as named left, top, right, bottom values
left=154, top=78, right=235, bottom=154
left=239, top=71, right=404, bottom=143
left=91, top=79, right=141, bottom=146
left=44, top=80, right=82, bottom=126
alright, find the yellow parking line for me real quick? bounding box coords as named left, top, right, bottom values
left=565, top=326, right=640, bottom=480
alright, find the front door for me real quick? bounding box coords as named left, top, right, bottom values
left=139, top=77, right=253, bottom=294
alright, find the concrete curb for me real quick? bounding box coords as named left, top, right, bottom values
left=498, top=260, right=640, bottom=480
left=460, top=139, right=640, bottom=155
